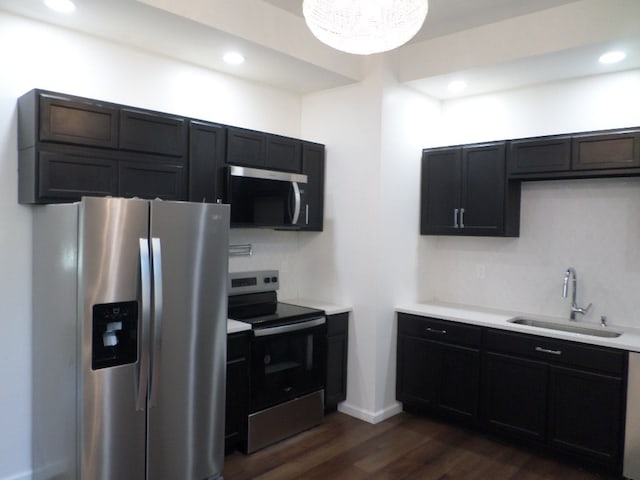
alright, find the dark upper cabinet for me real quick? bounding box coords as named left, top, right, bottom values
left=267, top=135, right=301, bottom=172
left=301, top=142, right=325, bottom=231
left=19, top=90, right=119, bottom=150
left=572, top=130, right=640, bottom=171
left=226, top=127, right=267, bottom=168
left=188, top=120, right=226, bottom=203
left=508, top=127, right=640, bottom=179
left=325, top=313, right=348, bottom=412
left=119, top=109, right=187, bottom=157
left=226, top=126, right=305, bottom=173
left=20, top=146, right=118, bottom=203
left=17, top=89, right=189, bottom=204
left=420, top=142, right=520, bottom=237
left=420, top=147, right=461, bottom=235
left=119, top=156, right=186, bottom=201
left=508, top=135, right=571, bottom=175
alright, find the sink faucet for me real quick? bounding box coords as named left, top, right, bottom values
left=562, top=267, right=592, bottom=320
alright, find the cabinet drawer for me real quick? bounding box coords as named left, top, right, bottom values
left=228, top=332, right=250, bottom=362
left=39, top=93, right=119, bottom=149
left=327, top=313, right=348, bottom=336
left=485, top=329, right=625, bottom=375
left=119, top=109, right=186, bottom=157
left=398, top=314, right=481, bottom=347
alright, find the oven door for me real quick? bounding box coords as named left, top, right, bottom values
left=250, top=317, right=327, bottom=413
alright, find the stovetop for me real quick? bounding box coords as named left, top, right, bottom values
left=227, top=270, right=324, bottom=328
left=230, top=301, right=325, bottom=328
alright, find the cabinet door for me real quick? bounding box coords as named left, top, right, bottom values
left=301, top=142, right=325, bottom=231
left=226, top=127, right=267, bottom=168
left=119, top=159, right=186, bottom=200
left=225, top=333, right=249, bottom=454
left=266, top=135, right=301, bottom=172
left=572, top=130, right=640, bottom=171
left=188, top=120, right=226, bottom=203
left=420, top=147, right=461, bottom=235
left=325, top=313, right=348, bottom=411
left=36, top=147, right=118, bottom=202
left=548, top=365, right=624, bottom=467
left=38, top=93, right=118, bottom=149
left=119, top=109, right=187, bottom=157
left=439, top=344, right=480, bottom=422
left=508, top=136, right=571, bottom=177
left=460, top=142, right=506, bottom=235
left=396, top=335, right=439, bottom=408
left=483, top=352, right=548, bottom=442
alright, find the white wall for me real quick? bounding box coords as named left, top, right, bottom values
left=420, top=71, right=640, bottom=329
left=0, top=11, right=302, bottom=480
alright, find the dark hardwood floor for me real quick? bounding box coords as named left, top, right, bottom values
left=223, top=412, right=619, bottom=480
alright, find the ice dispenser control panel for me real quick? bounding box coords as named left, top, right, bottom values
left=92, top=301, right=138, bottom=370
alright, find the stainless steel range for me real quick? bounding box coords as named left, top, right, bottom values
left=228, top=270, right=327, bottom=453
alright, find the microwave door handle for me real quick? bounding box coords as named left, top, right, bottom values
left=291, top=182, right=301, bottom=224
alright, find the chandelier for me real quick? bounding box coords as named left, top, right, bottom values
left=303, top=0, right=429, bottom=55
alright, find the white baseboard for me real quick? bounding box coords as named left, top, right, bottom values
left=337, top=401, right=403, bottom=424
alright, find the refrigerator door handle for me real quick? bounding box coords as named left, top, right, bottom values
left=149, top=237, right=163, bottom=408
left=137, top=238, right=152, bottom=411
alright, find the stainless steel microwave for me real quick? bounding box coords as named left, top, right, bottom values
left=225, top=166, right=309, bottom=228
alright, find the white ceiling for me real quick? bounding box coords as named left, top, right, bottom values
left=0, top=0, right=638, bottom=98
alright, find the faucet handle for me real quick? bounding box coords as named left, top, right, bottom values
left=584, top=303, right=593, bottom=314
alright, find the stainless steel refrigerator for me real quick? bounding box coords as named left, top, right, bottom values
left=31, top=196, right=229, bottom=480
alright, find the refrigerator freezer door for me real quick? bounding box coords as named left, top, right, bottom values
left=79, top=197, right=149, bottom=480
left=147, top=201, right=229, bottom=480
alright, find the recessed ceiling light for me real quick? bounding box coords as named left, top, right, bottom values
left=599, top=50, right=626, bottom=65
left=223, top=52, right=245, bottom=65
left=44, top=0, right=76, bottom=13
left=448, top=80, right=467, bottom=93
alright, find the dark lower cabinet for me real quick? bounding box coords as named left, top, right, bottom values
left=325, top=313, right=348, bottom=412
left=483, top=352, right=548, bottom=442
left=548, top=365, right=624, bottom=465
left=225, top=332, right=250, bottom=454
left=396, top=314, right=481, bottom=423
left=397, top=315, right=628, bottom=474
left=483, top=328, right=627, bottom=472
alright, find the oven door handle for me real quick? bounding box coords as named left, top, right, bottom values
left=253, top=317, right=326, bottom=337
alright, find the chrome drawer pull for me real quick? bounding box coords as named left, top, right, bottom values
left=425, top=327, right=447, bottom=335
left=535, top=346, right=562, bottom=355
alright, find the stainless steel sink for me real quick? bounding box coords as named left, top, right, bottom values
left=509, top=317, right=622, bottom=338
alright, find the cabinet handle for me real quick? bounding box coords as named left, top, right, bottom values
left=460, top=208, right=465, bottom=228
left=425, top=327, right=447, bottom=335
left=227, top=357, right=247, bottom=366
left=454, top=208, right=459, bottom=228
left=535, top=346, right=562, bottom=356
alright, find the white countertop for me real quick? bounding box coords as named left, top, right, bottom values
left=227, top=319, right=251, bottom=334
left=280, top=298, right=352, bottom=316
left=396, top=302, right=640, bottom=352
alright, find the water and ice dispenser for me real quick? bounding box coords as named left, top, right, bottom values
left=92, top=301, right=138, bottom=370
